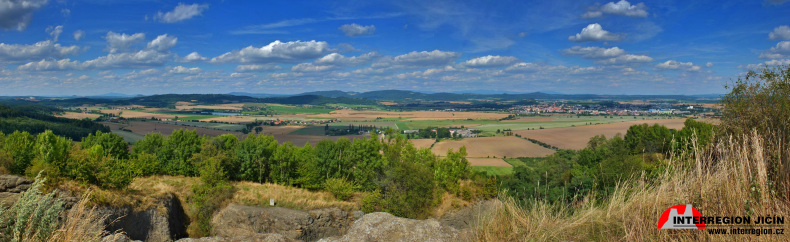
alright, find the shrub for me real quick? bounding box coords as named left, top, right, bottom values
left=360, top=190, right=383, bottom=213
left=0, top=174, right=65, bottom=242
left=324, top=178, right=356, bottom=201
left=720, top=64, right=790, bottom=199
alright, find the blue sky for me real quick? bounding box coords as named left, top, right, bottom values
left=0, top=0, right=789, bottom=96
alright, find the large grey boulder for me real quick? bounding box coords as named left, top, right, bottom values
left=211, top=204, right=357, bottom=241
left=320, top=212, right=473, bottom=242
left=0, top=175, right=32, bottom=207
left=175, top=233, right=294, bottom=242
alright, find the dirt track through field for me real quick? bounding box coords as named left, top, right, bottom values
left=514, top=119, right=687, bottom=150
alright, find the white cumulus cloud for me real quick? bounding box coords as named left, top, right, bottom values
left=105, top=32, right=146, bottom=53
left=169, top=65, right=201, bottom=74
left=234, top=64, right=282, bottom=72
left=568, top=23, right=623, bottom=42
left=147, top=34, right=177, bottom=52
left=180, top=52, right=207, bottom=62
left=292, top=52, right=379, bottom=72
left=760, top=41, right=790, bottom=59
left=583, top=0, right=648, bottom=18
left=47, top=25, right=63, bottom=42
left=0, top=0, right=48, bottom=31
left=211, top=40, right=330, bottom=64
left=563, top=46, right=652, bottom=65
left=338, top=23, right=376, bottom=37
left=18, top=34, right=178, bottom=71
left=73, top=30, right=85, bottom=41
left=387, top=50, right=461, bottom=67
left=769, top=25, right=790, bottom=40
left=655, top=60, right=702, bottom=71
left=0, top=40, right=80, bottom=64
left=463, top=55, right=519, bottom=68
left=155, top=3, right=209, bottom=23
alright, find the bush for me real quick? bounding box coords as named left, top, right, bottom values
left=0, top=174, right=65, bottom=241
left=324, top=178, right=356, bottom=201
left=720, top=64, right=790, bottom=199
left=361, top=190, right=383, bottom=213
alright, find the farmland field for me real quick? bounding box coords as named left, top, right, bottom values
left=514, top=118, right=687, bottom=150
left=410, top=139, right=436, bottom=149
left=467, top=158, right=512, bottom=167
left=57, top=112, right=102, bottom=119
left=431, top=136, right=555, bottom=158
left=310, top=110, right=509, bottom=120
left=471, top=166, right=513, bottom=176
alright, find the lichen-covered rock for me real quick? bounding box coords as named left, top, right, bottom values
left=175, top=233, right=294, bottom=242
left=210, top=204, right=357, bottom=241
left=0, top=175, right=32, bottom=207
left=320, top=212, right=473, bottom=242
left=101, top=233, right=141, bottom=242
left=0, top=175, right=32, bottom=193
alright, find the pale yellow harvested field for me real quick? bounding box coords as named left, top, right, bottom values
left=120, top=110, right=176, bottom=119
left=57, top=112, right=102, bottom=119
left=466, top=158, right=512, bottom=167
left=379, top=102, right=399, bottom=105
left=431, top=136, right=555, bottom=158
left=199, top=115, right=330, bottom=123
left=98, top=109, right=122, bottom=115
left=410, top=139, right=436, bottom=149
left=310, top=110, right=508, bottom=120
left=175, top=103, right=243, bottom=110
left=514, top=119, right=687, bottom=150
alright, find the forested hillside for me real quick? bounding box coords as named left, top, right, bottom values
left=0, top=105, right=108, bottom=140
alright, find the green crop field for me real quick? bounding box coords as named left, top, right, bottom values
left=472, top=166, right=514, bottom=176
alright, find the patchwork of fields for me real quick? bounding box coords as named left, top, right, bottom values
left=69, top=103, right=704, bottom=170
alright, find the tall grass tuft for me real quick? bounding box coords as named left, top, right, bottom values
left=476, top=131, right=790, bottom=241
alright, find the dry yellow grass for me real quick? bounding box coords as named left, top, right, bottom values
left=476, top=131, right=790, bottom=241
left=431, top=136, right=555, bottom=158
left=515, top=119, right=687, bottom=150
left=56, top=112, right=102, bottom=119
left=231, top=181, right=359, bottom=211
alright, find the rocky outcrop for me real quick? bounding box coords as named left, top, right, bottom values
left=320, top=212, right=473, bottom=242
left=0, top=175, right=32, bottom=207
left=439, top=199, right=499, bottom=230
left=98, top=193, right=188, bottom=242
left=102, top=233, right=141, bottom=242
left=175, top=233, right=294, bottom=242
left=210, top=204, right=360, bottom=241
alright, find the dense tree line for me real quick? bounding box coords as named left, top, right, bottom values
left=0, top=105, right=109, bottom=140
left=500, top=118, right=716, bottom=204
left=0, top=128, right=492, bottom=219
